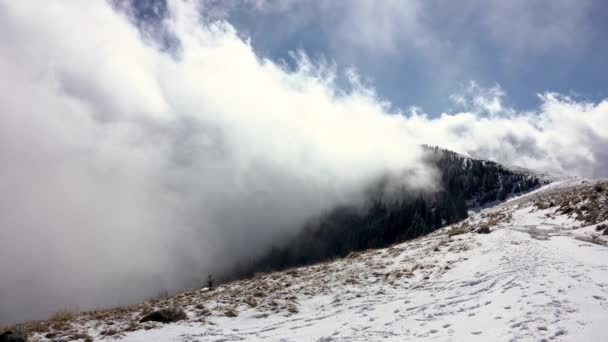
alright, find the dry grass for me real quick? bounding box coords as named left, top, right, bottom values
left=252, top=289, right=267, bottom=298
left=287, top=303, right=299, bottom=314
left=531, top=181, right=608, bottom=226
left=476, top=224, right=491, bottom=234
left=590, top=235, right=607, bottom=246
left=433, top=239, right=451, bottom=251
left=0, top=309, right=77, bottom=339
left=346, top=250, right=364, bottom=259
left=124, top=320, right=139, bottom=332
left=156, top=289, right=170, bottom=300
left=100, top=327, right=119, bottom=336
left=48, top=309, right=75, bottom=323
left=244, top=297, right=258, bottom=308
left=224, top=307, right=239, bottom=317
left=68, top=331, right=92, bottom=341
left=447, top=226, right=468, bottom=237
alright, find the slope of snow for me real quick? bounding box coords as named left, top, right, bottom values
left=123, top=228, right=608, bottom=342
left=13, top=180, right=608, bottom=341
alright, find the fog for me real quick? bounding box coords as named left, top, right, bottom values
left=1, top=1, right=607, bottom=325
left=0, top=1, right=432, bottom=324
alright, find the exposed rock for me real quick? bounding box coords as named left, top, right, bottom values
left=0, top=331, right=27, bottom=342
left=139, top=307, right=186, bottom=324
left=476, top=226, right=491, bottom=234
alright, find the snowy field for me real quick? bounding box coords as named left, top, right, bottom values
left=13, top=180, right=608, bottom=341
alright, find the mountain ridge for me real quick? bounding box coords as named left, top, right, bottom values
left=228, top=146, right=545, bottom=280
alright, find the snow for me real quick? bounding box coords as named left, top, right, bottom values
left=26, top=180, right=608, bottom=341
left=119, top=229, right=608, bottom=341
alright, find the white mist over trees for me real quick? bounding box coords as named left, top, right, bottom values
left=0, top=0, right=607, bottom=324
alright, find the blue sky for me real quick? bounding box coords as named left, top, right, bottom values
left=211, top=0, right=608, bottom=115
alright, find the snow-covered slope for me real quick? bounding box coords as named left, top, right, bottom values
left=8, top=179, right=608, bottom=341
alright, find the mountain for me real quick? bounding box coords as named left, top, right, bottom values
left=4, top=176, right=608, bottom=341
left=228, top=146, right=544, bottom=279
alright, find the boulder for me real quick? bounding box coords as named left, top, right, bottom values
left=0, top=331, right=27, bottom=342
left=139, top=307, right=186, bottom=323
left=476, top=226, right=491, bottom=234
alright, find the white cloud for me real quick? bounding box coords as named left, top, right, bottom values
left=0, top=0, right=431, bottom=324
left=408, top=89, right=608, bottom=178
left=449, top=81, right=507, bottom=116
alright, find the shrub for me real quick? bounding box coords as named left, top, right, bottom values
left=287, top=303, right=298, bottom=314
left=139, top=307, right=186, bottom=323
left=447, top=227, right=467, bottom=237
left=225, top=308, right=238, bottom=317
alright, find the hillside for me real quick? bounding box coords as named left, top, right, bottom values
left=230, top=146, right=544, bottom=280
left=4, top=178, right=608, bottom=341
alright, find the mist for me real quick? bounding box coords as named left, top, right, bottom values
left=0, top=1, right=432, bottom=324
left=1, top=0, right=607, bottom=325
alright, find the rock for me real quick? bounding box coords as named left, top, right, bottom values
left=0, top=331, right=27, bottom=342
left=139, top=307, right=187, bottom=323
left=476, top=226, right=491, bottom=234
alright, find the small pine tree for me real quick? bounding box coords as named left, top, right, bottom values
left=206, top=274, right=214, bottom=291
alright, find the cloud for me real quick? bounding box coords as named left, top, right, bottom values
left=449, top=81, right=506, bottom=116
left=0, top=0, right=431, bottom=324
left=407, top=87, right=608, bottom=178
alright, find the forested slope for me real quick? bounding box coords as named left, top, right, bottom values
left=231, top=147, right=541, bottom=278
